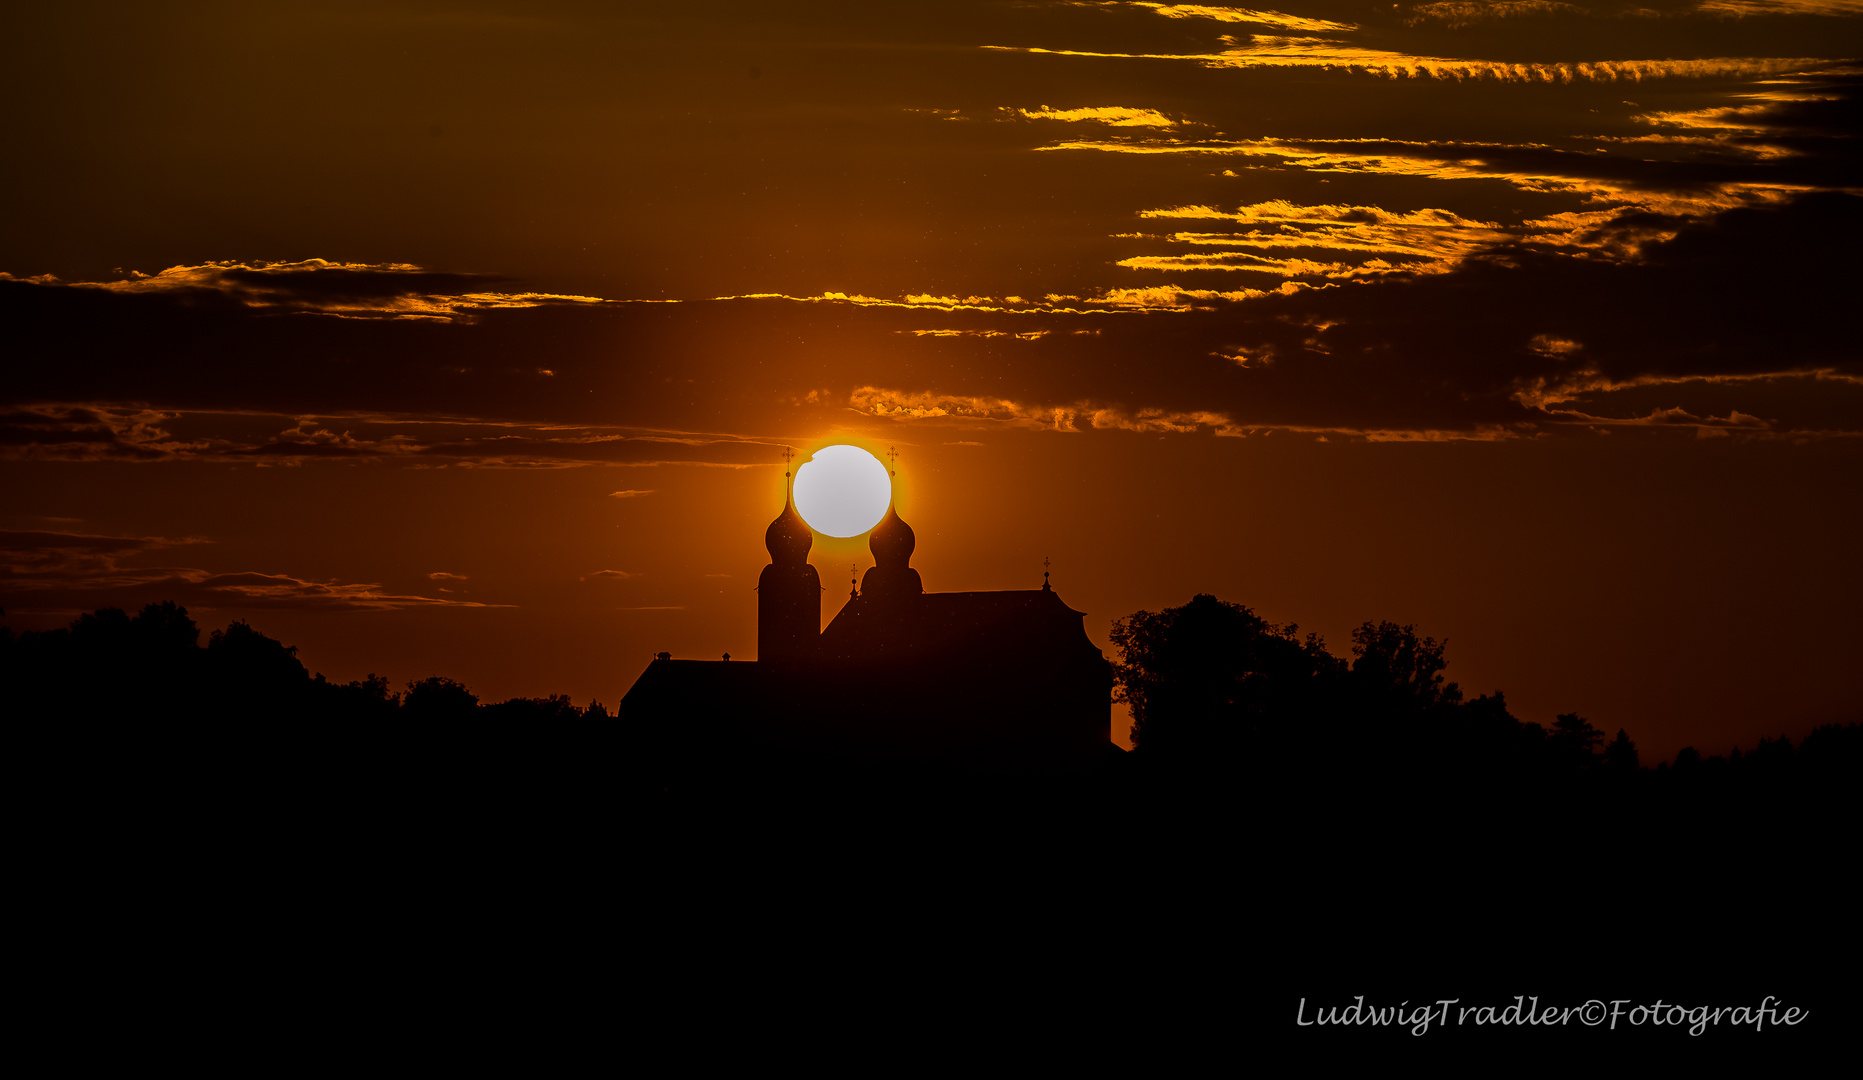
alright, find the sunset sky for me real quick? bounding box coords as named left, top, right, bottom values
left=5, top=1, right=1859, bottom=759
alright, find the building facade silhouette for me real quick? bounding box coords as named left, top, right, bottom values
left=621, top=470, right=1113, bottom=772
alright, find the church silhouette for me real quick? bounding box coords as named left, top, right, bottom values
left=620, top=459, right=1115, bottom=773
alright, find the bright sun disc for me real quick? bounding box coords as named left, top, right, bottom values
left=793, top=445, right=891, bottom=537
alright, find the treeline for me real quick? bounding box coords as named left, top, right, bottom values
left=1104, top=593, right=1859, bottom=883
left=2, top=602, right=618, bottom=848
left=0, top=601, right=611, bottom=723
left=1111, top=594, right=1859, bottom=788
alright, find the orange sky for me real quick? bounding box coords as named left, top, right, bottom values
left=4, top=1, right=1860, bottom=760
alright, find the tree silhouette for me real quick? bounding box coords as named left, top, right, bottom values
left=482, top=693, right=583, bottom=721
left=133, top=601, right=202, bottom=655
left=1110, top=594, right=1336, bottom=757
left=1602, top=728, right=1639, bottom=773
left=404, top=676, right=479, bottom=720
left=1348, top=620, right=1459, bottom=714
left=1549, top=712, right=1605, bottom=769
left=312, top=672, right=400, bottom=719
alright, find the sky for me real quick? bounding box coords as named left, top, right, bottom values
left=4, top=1, right=1859, bottom=760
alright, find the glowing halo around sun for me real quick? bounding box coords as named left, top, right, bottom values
left=793, top=445, right=892, bottom=537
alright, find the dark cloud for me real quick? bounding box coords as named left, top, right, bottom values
left=0, top=403, right=786, bottom=467
left=47, top=260, right=607, bottom=321
left=1404, top=1, right=1593, bottom=29
left=0, top=530, right=495, bottom=614
left=3, top=190, right=1859, bottom=443
left=3, top=4, right=1858, bottom=446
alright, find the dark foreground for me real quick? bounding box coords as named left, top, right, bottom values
left=7, top=606, right=1855, bottom=1061
left=17, top=718, right=1853, bottom=1063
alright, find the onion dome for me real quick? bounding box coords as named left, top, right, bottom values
left=868, top=502, right=916, bottom=569
left=765, top=490, right=812, bottom=566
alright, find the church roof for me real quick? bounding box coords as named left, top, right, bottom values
left=819, top=587, right=1098, bottom=664
left=620, top=656, right=767, bottom=721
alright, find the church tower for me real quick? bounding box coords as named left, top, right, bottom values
left=758, top=458, right=822, bottom=663
left=860, top=450, right=923, bottom=600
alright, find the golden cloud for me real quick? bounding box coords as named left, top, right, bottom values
left=67, top=259, right=606, bottom=321
left=1015, top=105, right=1179, bottom=126
left=1116, top=2, right=1360, bottom=31
left=987, top=41, right=1834, bottom=83
left=850, top=386, right=1534, bottom=441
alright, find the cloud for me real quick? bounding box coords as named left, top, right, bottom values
left=842, top=192, right=1863, bottom=439
left=0, top=530, right=209, bottom=585
left=1094, top=282, right=1330, bottom=307
left=185, top=572, right=506, bottom=611
left=427, top=571, right=469, bottom=581
left=717, top=290, right=1056, bottom=312
left=1403, top=1, right=1590, bottom=28
left=607, top=489, right=656, bottom=498
left=64, top=259, right=606, bottom=322
left=1125, top=201, right=1513, bottom=278
left=1098, top=2, right=1360, bottom=31
left=987, top=41, right=1835, bottom=83
left=897, top=329, right=1050, bottom=338
left=1693, top=0, right=1863, bottom=15
left=1038, top=111, right=1849, bottom=243
left=0, top=404, right=789, bottom=469
left=0, top=530, right=493, bottom=613
left=6, top=189, right=1859, bottom=451
left=581, top=570, right=637, bottom=581
left=1015, top=105, right=1179, bottom=126
left=1529, top=334, right=1584, bottom=358
left=0, top=405, right=212, bottom=462
left=715, top=289, right=1190, bottom=314
left=851, top=385, right=1532, bottom=440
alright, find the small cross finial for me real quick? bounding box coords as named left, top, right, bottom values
left=850, top=562, right=859, bottom=598
left=1043, top=555, right=1051, bottom=590
left=781, top=445, right=795, bottom=478
left=886, top=446, right=899, bottom=475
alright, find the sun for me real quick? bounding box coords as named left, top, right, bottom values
left=793, top=445, right=892, bottom=537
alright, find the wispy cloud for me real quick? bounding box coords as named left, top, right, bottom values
left=62, top=259, right=606, bottom=322
left=0, top=531, right=496, bottom=613
left=1693, top=0, right=1863, bottom=16
left=716, top=289, right=1193, bottom=314
left=1403, top=1, right=1590, bottom=28
left=851, top=386, right=1531, bottom=441
left=1041, top=132, right=1831, bottom=240
left=607, top=489, right=656, bottom=498
left=1096, top=282, right=1331, bottom=307
left=1125, top=201, right=1512, bottom=277
left=1093, top=2, right=1360, bottom=31
left=896, top=328, right=1051, bottom=339
left=1014, top=105, right=1179, bottom=126
left=987, top=40, right=1834, bottom=83
left=0, top=405, right=789, bottom=468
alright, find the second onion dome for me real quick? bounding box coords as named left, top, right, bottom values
left=861, top=501, right=922, bottom=598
